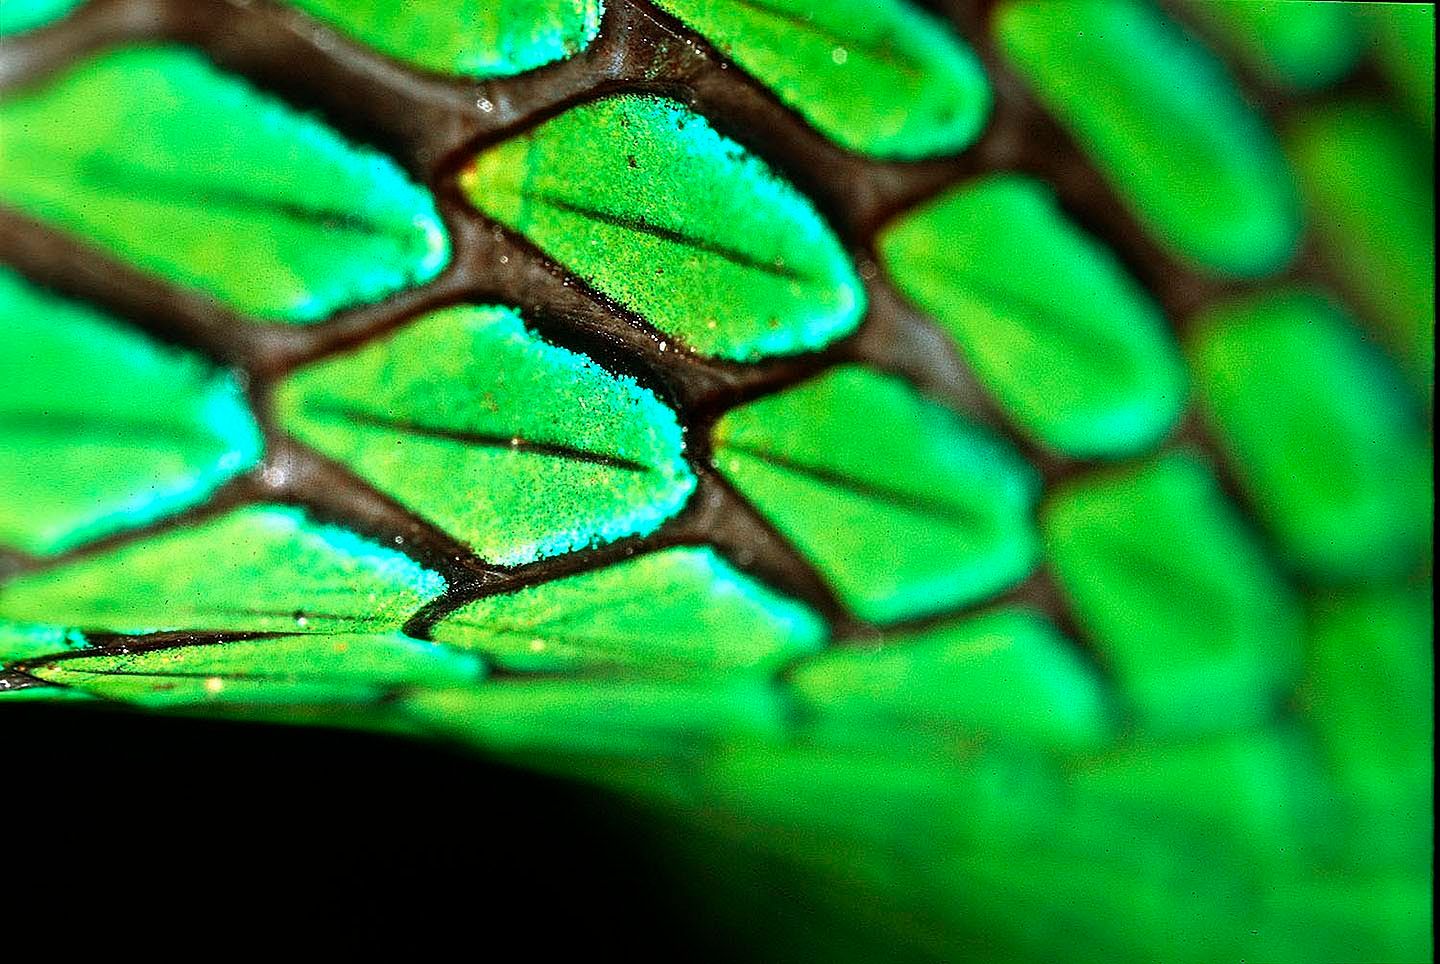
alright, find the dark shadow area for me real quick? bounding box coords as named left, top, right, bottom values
left=1, top=703, right=741, bottom=960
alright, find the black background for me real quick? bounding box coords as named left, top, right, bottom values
left=1, top=703, right=741, bottom=958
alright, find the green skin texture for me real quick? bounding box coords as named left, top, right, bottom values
left=649, top=0, right=990, bottom=160
left=433, top=546, right=825, bottom=674
left=879, top=174, right=1187, bottom=457
left=996, top=0, right=1302, bottom=278
left=790, top=607, right=1113, bottom=754
left=0, top=4, right=1433, bottom=963
left=1189, top=288, right=1433, bottom=580
left=0, top=269, right=262, bottom=556
left=0, top=45, right=449, bottom=323
left=286, top=0, right=603, bottom=78
left=30, top=633, right=485, bottom=709
left=463, top=94, right=864, bottom=362
left=1287, top=100, right=1436, bottom=400
left=0, top=0, right=84, bottom=35
left=274, top=304, right=696, bottom=567
left=1183, top=0, right=1362, bottom=91
left=0, top=505, right=447, bottom=634
left=1043, top=453, right=1303, bottom=734
left=712, top=365, right=1039, bottom=624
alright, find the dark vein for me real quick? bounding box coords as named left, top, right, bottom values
left=47, top=667, right=350, bottom=683
left=0, top=411, right=223, bottom=447
left=520, top=190, right=818, bottom=285
left=73, top=155, right=405, bottom=242
left=720, top=440, right=983, bottom=529
left=303, top=400, right=653, bottom=473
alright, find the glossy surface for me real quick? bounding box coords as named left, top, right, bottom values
left=0, top=45, right=449, bottom=322
left=276, top=305, right=695, bottom=566
left=0, top=269, right=263, bottom=555
left=463, top=94, right=863, bottom=361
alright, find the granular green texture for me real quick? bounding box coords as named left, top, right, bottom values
left=0, top=45, right=449, bottom=323
left=1182, top=0, right=1361, bottom=90
left=1287, top=100, right=1436, bottom=398
left=0, top=268, right=263, bottom=556
left=996, top=0, right=1301, bottom=278
left=433, top=546, right=824, bottom=673
left=0, top=0, right=84, bottom=35
left=1043, top=454, right=1302, bottom=733
left=790, top=608, right=1113, bottom=752
left=1307, top=587, right=1433, bottom=872
left=649, top=0, right=990, bottom=159
left=1366, top=2, right=1435, bottom=136
left=712, top=366, right=1038, bottom=624
left=285, top=0, right=602, bottom=78
left=0, top=505, right=446, bottom=634
left=275, top=305, right=695, bottom=566
left=29, top=633, right=484, bottom=708
left=879, top=175, right=1186, bottom=457
left=462, top=94, right=863, bottom=361
left=1189, top=288, right=1432, bottom=579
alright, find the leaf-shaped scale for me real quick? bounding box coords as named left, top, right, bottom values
left=650, top=0, right=990, bottom=160
left=789, top=608, right=1113, bottom=752
left=1308, top=588, right=1433, bottom=828
left=878, top=175, right=1187, bottom=457
left=0, top=505, right=446, bottom=634
left=274, top=305, right=695, bottom=566
left=284, top=0, right=603, bottom=79
left=1042, top=454, right=1303, bottom=733
left=462, top=94, right=864, bottom=362
left=0, top=45, right=449, bottom=323
left=29, top=634, right=484, bottom=708
left=995, top=0, right=1301, bottom=278
left=0, top=269, right=263, bottom=555
left=432, top=546, right=825, bottom=673
left=1189, top=288, right=1432, bottom=579
left=1286, top=101, right=1435, bottom=398
left=712, top=365, right=1039, bottom=624
left=0, top=0, right=83, bottom=35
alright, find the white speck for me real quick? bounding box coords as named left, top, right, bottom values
left=529, top=639, right=546, bottom=653
left=205, top=677, right=225, bottom=694
left=394, top=535, right=405, bottom=545
left=295, top=615, right=310, bottom=628
left=260, top=463, right=289, bottom=488
left=658, top=341, right=668, bottom=352
left=476, top=97, right=495, bottom=114
left=831, top=46, right=849, bottom=65
left=499, top=255, right=509, bottom=264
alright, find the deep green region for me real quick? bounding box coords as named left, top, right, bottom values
left=1190, top=288, right=1432, bottom=579
left=712, top=365, right=1038, bottom=624
left=0, top=45, right=449, bottom=323
left=996, top=0, right=1301, bottom=277
left=650, top=0, right=990, bottom=159
left=1287, top=100, right=1436, bottom=399
left=0, top=268, right=263, bottom=556
left=1043, top=454, right=1303, bottom=733
left=433, top=546, right=824, bottom=673
left=285, top=0, right=603, bottom=78
left=0, top=504, right=446, bottom=634
left=275, top=304, right=695, bottom=566
left=791, top=607, right=1113, bottom=753
left=1182, top=0, right=1361, bottom=90
left=880, top=175, right=1186, bottom=457
left=463, top=94, right=863, bottom=361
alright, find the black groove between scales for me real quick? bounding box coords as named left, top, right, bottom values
left=0, top=0, right=1425, bottom=685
